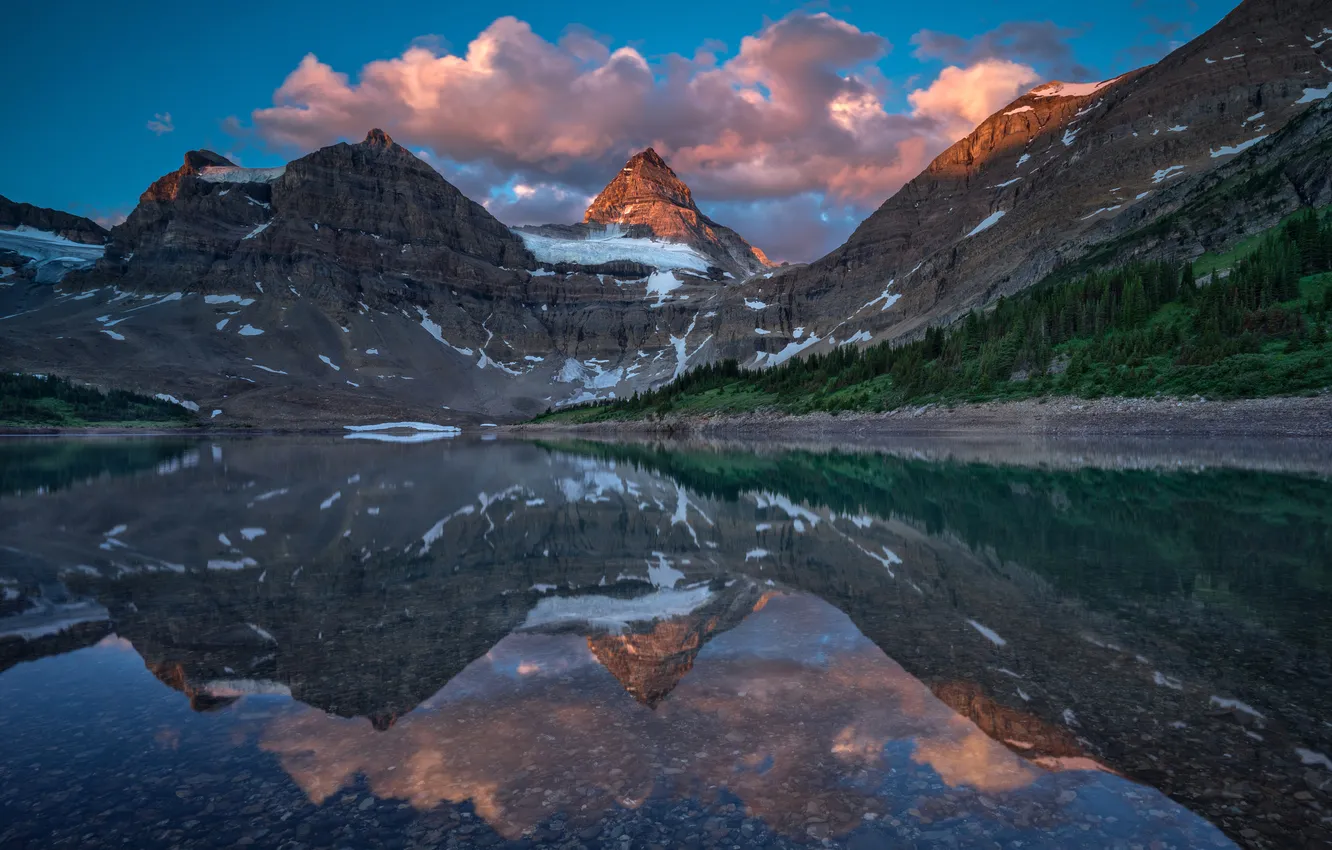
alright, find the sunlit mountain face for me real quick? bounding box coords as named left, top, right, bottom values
left=3, top=436, right=1331, bottom=848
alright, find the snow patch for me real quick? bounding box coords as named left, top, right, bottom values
left=1210, top=135, right=1268, bottom=158
left=516, top=225, right=712, bottom=273
left=197, top=165, right=286, bottom=183
left=966, top=210, right=1006, bottom=237
left=521, top=586, right=714, bottom=633
left=1151, top=165, right=1186, bottom=184
left=238, top=324, right=264, bottom=336
left=154, top=393, right=199, bottom=412
left=1295, top=84, right=1332, bottom=104
left=967, top=619, right=1007, bottom=647
left=1029, top=78, right=1120, bottom=98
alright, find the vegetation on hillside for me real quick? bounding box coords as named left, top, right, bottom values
left=0, top=373, right=195, bottom=427
left=538, top=208, right=1332, bottom=422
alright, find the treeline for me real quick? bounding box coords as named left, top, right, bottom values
left=543, top=208, right=1332, bottom=421
left=0, top=373, right=195, bottom=425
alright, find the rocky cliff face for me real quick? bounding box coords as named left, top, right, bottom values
left=0, top=194, right=108, bottom=244
left=583, top=148, right=773, bottom=276
left=516, top=148, right=773, bottom=280
left=98, top=129, right=533, bottom=293
left=714, top=0, right=1332, bottom=361
left=0, top=131, right=723, bottom=425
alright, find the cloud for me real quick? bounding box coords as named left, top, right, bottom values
left=235, top=13, right=1057, bottom=261
left=911, top=21, right=1095, bottom=81
left=146, top=112, right=174, bottom=135
left=908, top=59, right=1043, bottom=141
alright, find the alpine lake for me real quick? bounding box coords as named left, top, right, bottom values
left=2, top=433, right=1330, bottom=850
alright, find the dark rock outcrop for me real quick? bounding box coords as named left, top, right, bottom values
left=0, top=194, right=108, bottom=244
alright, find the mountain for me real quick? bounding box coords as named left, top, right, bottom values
left=715, top=0, right=1332, bottom=358
left=0, top=131, right=721, bottom=425
left=514, top=147, right=773, bottom=279
left=0, top=194, right=107, bottom=245
left=2, top=0, right=1330, bottom=426
left=0, top=195, right=108, bottom=283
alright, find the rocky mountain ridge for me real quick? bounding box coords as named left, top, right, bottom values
left=0, top=0, right=1329, bottom=424
left=719, top=0, right=1331, bottom=359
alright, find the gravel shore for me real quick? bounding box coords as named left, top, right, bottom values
left=520, top=394, right=1332, bottom=439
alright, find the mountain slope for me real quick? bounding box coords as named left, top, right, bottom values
left=0, top=132, right=725, bottom=425
left=715, top=0, right=1332, bottom=363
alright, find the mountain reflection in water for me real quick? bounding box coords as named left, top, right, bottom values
left=2, top=436, right=1328, bottom=849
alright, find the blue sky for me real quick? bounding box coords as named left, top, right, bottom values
left=1, top=0, right=1238, bottom=259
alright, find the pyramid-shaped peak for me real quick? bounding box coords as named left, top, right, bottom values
left=587, top=148, right=695, bottom=224
left=363, top=128, right=396, bottom=148
left=628, top=147, right=670, bottom=169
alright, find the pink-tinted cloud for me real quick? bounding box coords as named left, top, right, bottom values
left=239, top=13, right=1052, bottom=261
left=908, top=59, right=1043, bottom=141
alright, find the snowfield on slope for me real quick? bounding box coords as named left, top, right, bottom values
left=515, top=226, right=712, bottom=273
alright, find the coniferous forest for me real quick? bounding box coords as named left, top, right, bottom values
left=541, top=208, right=1332, bottom=422
left=0, top=373, right=194, bottom=427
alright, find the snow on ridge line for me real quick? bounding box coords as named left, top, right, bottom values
left=197, top=166, right=287, bottom=184
left=1029, top=76, right=1121, bottom=99
left=344, top=422, right=462, bottom=433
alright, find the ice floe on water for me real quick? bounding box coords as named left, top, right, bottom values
left=345, top=422, right=462, bottom=433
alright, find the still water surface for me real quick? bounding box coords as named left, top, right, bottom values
left=1, top=436, right=1330, bottom=849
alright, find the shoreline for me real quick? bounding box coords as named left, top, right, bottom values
left=5, top=393, right=1332, bottom=440
left=517, top=393, right=1332, bottom=439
